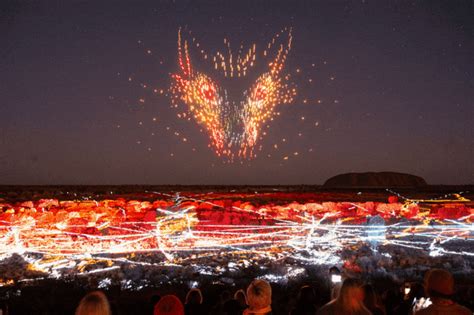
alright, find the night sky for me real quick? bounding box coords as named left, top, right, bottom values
left=1, top=0, right=472, bottom=185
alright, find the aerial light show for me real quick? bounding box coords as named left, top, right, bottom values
left=0, top=0, right=473, bottom=314
left=170, top=27, right=295, bottom=159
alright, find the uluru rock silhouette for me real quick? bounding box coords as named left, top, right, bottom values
left=323, top=172, right=427, bottom=188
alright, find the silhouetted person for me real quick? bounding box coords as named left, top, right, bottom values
left=363, top=284, right=385, bottom=315
left=244, top=279, right=272, bottom=315
left=154, top=295, right=184, bottom=315
left=75, top=291, right=111, bottom=315
left=394, top=282, right=425, bottom=315
left=222, top=289, right=247, bottom=315
left=316, top=278, right=372, bottom=315
left=414, top=269, right=471, bottom=315
left=185, top=288, right=205, bottom=315
left=234, top=289, right=247, bottom=310
left=289, top=285, right=318, bottom=315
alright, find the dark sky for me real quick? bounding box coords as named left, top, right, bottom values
left=1, top=0, right=473, bottom=185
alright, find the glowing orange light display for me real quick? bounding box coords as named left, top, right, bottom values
left=170, top=28, right=296, bottom=159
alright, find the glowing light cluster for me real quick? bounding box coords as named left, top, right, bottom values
left=170, top=28, right=296, bottom=159
left=0, top=192, right=472, bottom=283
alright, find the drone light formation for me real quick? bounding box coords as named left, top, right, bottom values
left=170, top=28, right=296, bottom=159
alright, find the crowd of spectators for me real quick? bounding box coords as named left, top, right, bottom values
left=0, top=268, right=472, bottom=314
left=70, top=268, right=472, bottom=315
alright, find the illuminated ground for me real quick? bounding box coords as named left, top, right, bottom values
left=0, top=187, right=473, bottom=290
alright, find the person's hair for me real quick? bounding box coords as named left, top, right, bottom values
left=234, top=289, right=247, bottom=306
left=75, top=291, right=111, bottom=315
left=362, top=284, right=378, bottom=309
left=334, top=278, right=367, bottom=313
left=185, top=288, right=203, bottom=305
left=246, top=279, right=272, bottom=310
left=154, top=295, right=184, bottom=315
left=424, top=269, right=454, bottom=299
